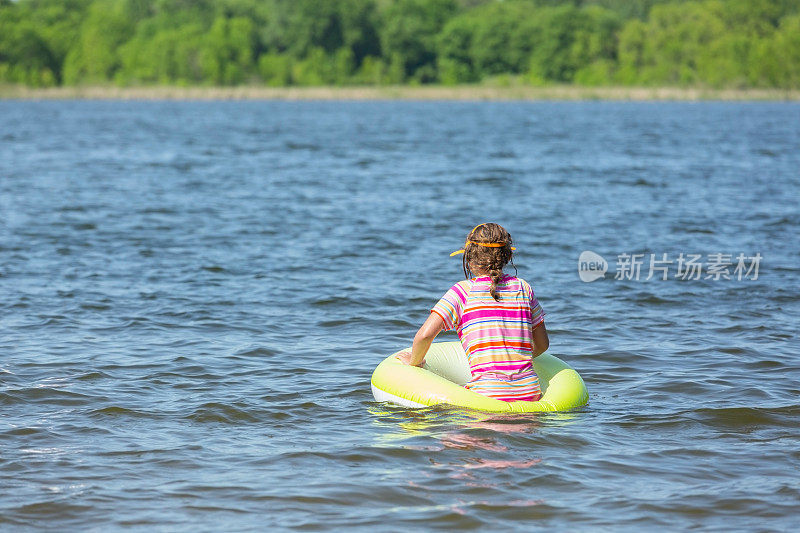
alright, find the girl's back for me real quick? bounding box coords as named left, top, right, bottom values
left=433, top=274, right=545, bottom=401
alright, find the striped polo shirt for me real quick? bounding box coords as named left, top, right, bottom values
left=431, top=275, right=545, bottom=402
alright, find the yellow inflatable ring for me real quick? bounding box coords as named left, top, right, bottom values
left=371, top=341, right=588, bottom=412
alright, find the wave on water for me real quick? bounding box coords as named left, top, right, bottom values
left=1, top=100, right=798, bottom=530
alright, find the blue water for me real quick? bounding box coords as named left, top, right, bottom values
left=1, top=100, right=799, bottom=530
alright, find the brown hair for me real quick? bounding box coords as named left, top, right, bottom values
left=461, top=223, right=514, bottom=301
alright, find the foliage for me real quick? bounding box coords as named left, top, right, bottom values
left=1, top=0, right=799, bottom=88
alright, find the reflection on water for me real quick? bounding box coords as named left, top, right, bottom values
left=369, top=404, right=581, bottom=445
left=370, top=405, right=544, bottom=460
left=371, top=406, right=550, bottom=513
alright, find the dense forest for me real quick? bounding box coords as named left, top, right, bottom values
left=1, top=0, right=799, bottom=88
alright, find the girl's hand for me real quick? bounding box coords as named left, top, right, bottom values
left=395, top=349, right=424, bottom=367
left=396, top=313, right=444, bottom=367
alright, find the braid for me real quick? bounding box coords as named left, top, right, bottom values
left=488, top=268, right=503, bottom=300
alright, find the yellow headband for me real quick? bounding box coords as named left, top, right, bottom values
left=449, top=223, right=515, bottom=256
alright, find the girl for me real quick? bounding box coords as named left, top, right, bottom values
left=396, top=223, right=549, bottom=402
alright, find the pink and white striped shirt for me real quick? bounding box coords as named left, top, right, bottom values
left=432, top=275, right=545, bottom=402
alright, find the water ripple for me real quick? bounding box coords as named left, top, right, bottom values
left=1, top=100, right=798, bottom=530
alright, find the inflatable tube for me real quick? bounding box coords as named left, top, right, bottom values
left=371, top=341, right=588, bottom=413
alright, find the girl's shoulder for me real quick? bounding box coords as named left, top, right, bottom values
left=442, top=279, right=474, bottom=302
left=450, top=278, right=474, bottom=290
left=502, top=275, right=534, bottom=295
left=501, top=274, right=528, bottom=285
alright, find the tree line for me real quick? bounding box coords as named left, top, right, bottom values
left=1, top=0, right=799, bottom=88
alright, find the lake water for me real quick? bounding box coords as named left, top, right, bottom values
left=1, top=100, right=798, bottom=531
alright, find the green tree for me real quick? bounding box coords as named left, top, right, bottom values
left=2, top=0, right=800, bottom=89
left=773, top=14, right=800, bottom=88
left=0, top=18, right=58, bottom=86
left=199, top=16, right=256, bottom=85
left=527, top=5, right=621, bottom=83
left=614, top=0, right=800, bottom=87
left=379, top=0, right=458, bottom=82
left=291, top=47, right=329, bottom=85
left=617, top=1, right=727, bottom=85
left=15, top=0, right=93, bottom=84
left=749, top=14, right=800, bottom=87
left=118, top=22, right=206, bottom=84
left=332, top=47, right=355, bottom=84
left=258, top=53, right=292, bottom=86
left=62, top=0, right=139, bottom=84
left=437, top=12, right=478, bottom=84
left=354, top=55, right=387, bottom=84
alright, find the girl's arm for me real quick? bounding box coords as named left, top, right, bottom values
left=531, top=323, right=549, bottom=358
left=396, top=312, right=445, bottom=367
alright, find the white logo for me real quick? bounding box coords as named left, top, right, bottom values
left=578, top=251, right=608, bottom=282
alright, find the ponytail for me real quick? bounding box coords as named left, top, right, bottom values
left=488, top=268, right=503, bottom=301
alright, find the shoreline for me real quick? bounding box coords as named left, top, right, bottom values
left=2, top=84, right=799, bottom=101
